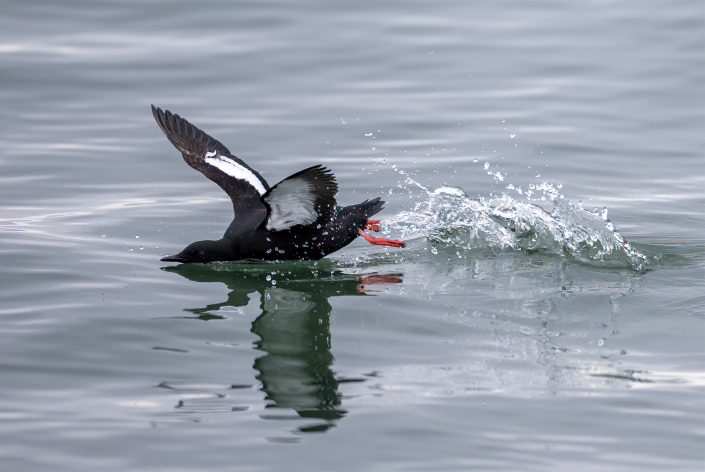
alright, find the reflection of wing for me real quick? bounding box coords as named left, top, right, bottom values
left=151, top=105, right=270, bottom=207
left=262, top=165, right=338, bottom=231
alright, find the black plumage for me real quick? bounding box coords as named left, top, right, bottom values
left=151, top=105, right=404, bottom=263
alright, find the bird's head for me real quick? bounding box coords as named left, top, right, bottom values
left=160, top=240, right=230, bottom=263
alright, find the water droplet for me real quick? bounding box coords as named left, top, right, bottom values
left=265, top=275, right=271, bottom=281
left=597, top=339, right=604, bottom=347
left=431, top=247, right=438, bottom=255
left=101, top=234, right=106, bottom=238
left=271, top=279, right=276, bottom=285
left=510, top=133, right=515, bottom=138
left=139, top=246, right=144, bottom=250
left=135, top=235, right=139, bottom=239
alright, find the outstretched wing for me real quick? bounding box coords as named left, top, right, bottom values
left=151, top=105, right=270, bottom=206
left=262, top=165, right=338, bottom=231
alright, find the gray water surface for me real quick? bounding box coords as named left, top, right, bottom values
left=1, top=1, right=703, bottom=471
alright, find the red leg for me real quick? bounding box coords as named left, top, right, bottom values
left=357, top=228, right=406, bottom=248
left=365, top=220, right=380, bottom=231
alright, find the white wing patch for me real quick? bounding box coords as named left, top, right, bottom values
left=265, top=178, right=318, bottom=231
left=204, top=155, right=266, bottom=195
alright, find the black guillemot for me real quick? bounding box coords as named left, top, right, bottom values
left=152, top=105, right=405, bottom=263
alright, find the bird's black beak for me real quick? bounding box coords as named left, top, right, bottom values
left=160, top=254, right=188, bottom=263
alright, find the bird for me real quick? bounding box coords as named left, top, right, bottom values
left=151, top=105, right=405, bottom=263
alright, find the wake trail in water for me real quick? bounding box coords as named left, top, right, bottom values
left=377, top=161, right=651, bottom=272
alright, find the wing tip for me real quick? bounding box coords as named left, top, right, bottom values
left=298, top=164, right=339, bottom=194
left=151, top=104, right=178, bottom=137
left=150, top=105, right=231, bottom=157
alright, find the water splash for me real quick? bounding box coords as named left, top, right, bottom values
left=381, top=183, right=651, bottom=272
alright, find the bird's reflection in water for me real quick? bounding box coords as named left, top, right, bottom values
left=162, top=261, right=402, bottom=433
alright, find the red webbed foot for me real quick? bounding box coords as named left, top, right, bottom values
left=357, top=228, right=406, bottom=248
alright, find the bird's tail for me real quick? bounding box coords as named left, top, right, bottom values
left=348, top=197, right=385, bottom=220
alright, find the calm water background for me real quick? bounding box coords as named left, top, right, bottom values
left=1, top=1, right=703, bottom=471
